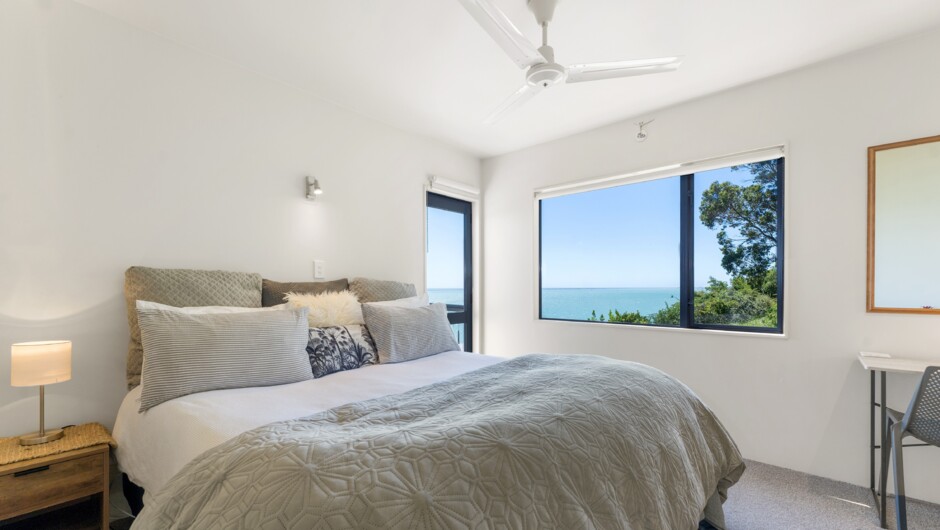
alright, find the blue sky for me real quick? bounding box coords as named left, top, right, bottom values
left=426, top=207, right=465, bottom=289
left=426, top=166, right=753, bottom=290
left=540, top=166, right=747, bottom=289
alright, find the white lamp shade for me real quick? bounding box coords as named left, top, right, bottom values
left=11, top=340, right=72, bottom=387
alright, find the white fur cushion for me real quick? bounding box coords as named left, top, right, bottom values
left=285, top=290, right=364, bottom=328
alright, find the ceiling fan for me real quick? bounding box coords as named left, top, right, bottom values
left=457, top=0, right=682, bottom=123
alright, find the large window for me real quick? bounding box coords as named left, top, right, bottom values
left=539, top=156, right=784, bottom=333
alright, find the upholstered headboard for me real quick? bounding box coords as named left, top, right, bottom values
left=349, top=277, right=417, bottom=303
left=123, top=267, right=417, bottom=389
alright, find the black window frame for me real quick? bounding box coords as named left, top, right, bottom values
left=538, top=157, right=785, bottom=335
left=427, top=192, right=474, bottom=350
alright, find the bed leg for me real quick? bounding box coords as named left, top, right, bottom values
left=122, top=473, right=146, bottom=516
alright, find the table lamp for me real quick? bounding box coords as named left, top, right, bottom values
left=11, top=340, right=72, bottom=445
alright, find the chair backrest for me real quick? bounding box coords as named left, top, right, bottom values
left=903, top=366, right=940, bottom=445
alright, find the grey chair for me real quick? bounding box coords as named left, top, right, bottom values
left=879, top=366, right=940, bottom=530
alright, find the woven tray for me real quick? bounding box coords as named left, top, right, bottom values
left=0, top=422, right=115, bottom=466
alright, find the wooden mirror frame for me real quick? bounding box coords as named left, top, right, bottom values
left=867, top=133, right=940, bottom=314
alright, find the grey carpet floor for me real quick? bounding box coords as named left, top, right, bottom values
left=724, top=460, right=940, bottom=530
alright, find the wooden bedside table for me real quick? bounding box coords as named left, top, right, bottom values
left=0, top=443, right=109, bottom=529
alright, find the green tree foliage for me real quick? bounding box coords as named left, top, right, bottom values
left=693, top=277, right=775, bottom=326
left=606, top=309, right=650, bottom=324
left=588, top=309, right=650, bottom=324
left=699, top=160, right=778, bottom=294
left=651, top=298, right=681, bottom=326
left=590, top=161, right=780, bottom=328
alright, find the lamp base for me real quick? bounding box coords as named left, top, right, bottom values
left=19, top=428, right=64, bottom=446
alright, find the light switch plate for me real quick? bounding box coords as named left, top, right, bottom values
left=313, top=260, right=326, bottom=280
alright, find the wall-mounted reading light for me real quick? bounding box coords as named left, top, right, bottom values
left=306, top=176, right=323, bottom=200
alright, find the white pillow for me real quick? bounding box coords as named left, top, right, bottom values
left=285, top=290, right=364, bottom=328
left=136, top=300, right=288, bottom=313
left=366, top=293, right=430, bottom=308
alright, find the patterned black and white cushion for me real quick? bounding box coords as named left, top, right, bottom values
left=306, top=325, right=377, bottom=378
left=361, top=302, right=460, bottom=363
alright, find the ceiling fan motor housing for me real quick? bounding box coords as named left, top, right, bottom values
left=527, top=63, right=566, bottom=87
left=527, top=44, right=566, bottom=87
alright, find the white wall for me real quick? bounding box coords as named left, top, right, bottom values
left=482, top=29, right=940, bottom=502
left=0, top=1, right=479, bottom=438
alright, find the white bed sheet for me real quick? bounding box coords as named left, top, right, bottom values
left=112, top=350, right=504, bottom=503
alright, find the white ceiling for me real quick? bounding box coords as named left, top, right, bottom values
left=76, top=0, right=940, bottom=157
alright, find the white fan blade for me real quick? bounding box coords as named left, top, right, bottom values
left=566, top=57, right=683, bottom=83
left=484, top=84, right=542, bottom=124
left=457, top=0, right=546, bottom=69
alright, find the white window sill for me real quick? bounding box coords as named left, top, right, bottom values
left=536, top=317, right=789, bottom=339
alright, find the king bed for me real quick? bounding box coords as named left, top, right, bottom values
left=112, top=267, right=744, bottom=530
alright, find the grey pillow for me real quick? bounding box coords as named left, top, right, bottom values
left=124, top=266, right=263, bottom=389
left=261, top=278, right=349, bottom=307
left=137, top=306, right=312, bottom=412
left=361, top=303, right=459, bottom=364
left=350, top=277, right=417, bottom=303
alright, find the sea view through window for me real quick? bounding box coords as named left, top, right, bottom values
left=538, top=157, right=784, bottom=332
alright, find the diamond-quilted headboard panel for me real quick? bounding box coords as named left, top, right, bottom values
left=349, top=277, right=417, bottom=303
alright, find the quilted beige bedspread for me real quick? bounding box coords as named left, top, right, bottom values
left=132, top=354, right=744, bottom=530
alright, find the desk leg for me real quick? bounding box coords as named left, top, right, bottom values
left=870, top=370, right=875, bottom=492
left=871, top=370, right=888, bottom=529
left=879, top=370, right=887, bottom=528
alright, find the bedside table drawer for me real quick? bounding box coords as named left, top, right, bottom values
left=0, top=451, right=105, bottom=520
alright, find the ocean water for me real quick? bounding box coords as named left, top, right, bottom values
left=428, top=288, right=468, bottom=307
left=428, top=287, right=680, bottom=321
left=540, top=288, right=680, bottom=320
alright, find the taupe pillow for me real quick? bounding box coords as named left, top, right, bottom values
left=361, top=303, right=459, bottom=364
left=124, top=266, right=262, bottom=389
left=261, top=278, right=348, bottom=307
left=350, top=277, right=417, bottom=303
left=137, top=304, right=312, bottom=412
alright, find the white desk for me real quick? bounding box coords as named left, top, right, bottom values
left=858, top=356, right=937, bottom=375
left=858, top=354, right=940, bottom=528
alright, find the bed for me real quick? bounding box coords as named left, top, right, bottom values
left=113, top=267, right=745, bottom=530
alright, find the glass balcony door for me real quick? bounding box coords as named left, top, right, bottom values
left=426, top=192, right=473, bottom=351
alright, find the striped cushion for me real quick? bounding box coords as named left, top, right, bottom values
left=361, top=303, right=459, bottom=364
left=137, top=304, right=312, bottom=412
left=124, top=266, right=263, bottom=390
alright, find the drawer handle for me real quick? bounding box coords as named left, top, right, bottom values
left=14, top=465, right=50, bottom=477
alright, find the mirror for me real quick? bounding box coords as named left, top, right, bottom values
left=868, top=134, right=940, bottom=313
